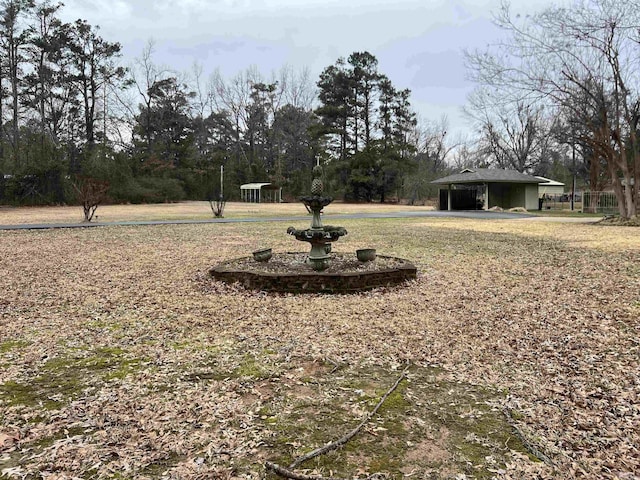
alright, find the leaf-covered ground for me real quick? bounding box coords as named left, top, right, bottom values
left=1, top=213, right=639, bottom=479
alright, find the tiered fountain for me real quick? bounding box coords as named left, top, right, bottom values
left=209, top=165, right=417, bottom=293
left=286, top=165, right=347, bottom=271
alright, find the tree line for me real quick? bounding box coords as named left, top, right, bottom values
left=0, top=0, right=128, bottom=204
left=2, top=0, right=637, bottom=219
left=0, top=0, right=457, bottom=208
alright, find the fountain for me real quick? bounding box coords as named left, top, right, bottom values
left=286, top=165, right=347, bottom=271
left=209, top=164, right=417, bottom=293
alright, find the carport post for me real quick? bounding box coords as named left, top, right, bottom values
left=447, top=185, right=452, bottom=211
left=484, top=183, right=489, bottom=210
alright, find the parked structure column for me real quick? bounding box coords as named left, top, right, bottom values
left=484, top=183, right=489, bottom=210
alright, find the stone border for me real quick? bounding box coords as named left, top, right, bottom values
left=209, top=254, right=417, bottom=293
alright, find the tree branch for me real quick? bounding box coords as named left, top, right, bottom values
left=503, top=407, right=555, bottom=466
left=265, top=461, right=346, bottom=480
left=288, top=364, right=410, bottom=470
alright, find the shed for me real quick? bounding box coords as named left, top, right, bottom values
left=431, top=168, right=544, bottom=211
left=240, top=183, right=282, bottom=203
left=536, top=176, right=565, bottom=197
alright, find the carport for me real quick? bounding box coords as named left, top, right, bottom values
left=431, top=169, right=544, bottom=211
left=240, top=183, right=282, bottom=203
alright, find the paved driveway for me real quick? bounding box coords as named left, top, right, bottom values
left=0, top=210, right=547, bottom=230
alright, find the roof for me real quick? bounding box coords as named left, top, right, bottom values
left=240, top=182, right=276, bottom=190
left=431, top=168, right=545, bottom=185
left=535, top=176, right=565, bottom=187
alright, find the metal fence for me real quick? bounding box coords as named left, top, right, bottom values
left=539, top=193, right=582, bottom=211
left=582, top=191, right=619, bottom=214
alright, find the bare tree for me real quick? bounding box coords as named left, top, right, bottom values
left=403, top=116, right=459, bottom=204
left=415, top=116, right=460, bottom=174
left=467, top=91, right=556, bottom=173
left=188, top=61, right=209, bottom=120
left=125, top=40, right=173, bottom=150
left=466, top=0, right=640, bottom=218
left=208, top=195, right=226, bottom=218
left=209, top=68, right=252, bottom=168
left=277, top=64, right=316, bottom=111
left=450, top=142, right=489, bottom=171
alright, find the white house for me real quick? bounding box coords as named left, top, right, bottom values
left=536, top=176, right=565, bottom=197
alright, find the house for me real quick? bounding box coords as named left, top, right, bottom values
left=431, top=168, right=544, bottom=211
left=536, top=176, right=565, bottom=197
left=240, top=183, right=282, bottom=203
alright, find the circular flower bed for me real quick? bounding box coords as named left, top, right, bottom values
left=209, top=252, right=417, bottom=293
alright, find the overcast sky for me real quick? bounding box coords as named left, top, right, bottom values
left=59, top=0, right=550, bottom=138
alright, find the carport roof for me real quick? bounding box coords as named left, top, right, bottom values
left=431, top=168, right=545, bottom=185
left=240, top=182, right=277, bottom=189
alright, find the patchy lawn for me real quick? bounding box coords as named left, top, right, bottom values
left=0, top=216, right=638, bottom=479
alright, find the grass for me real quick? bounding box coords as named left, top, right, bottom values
left=0, top=340, right=30, bottom=353
left=0, top=347, right=143, bottom=409
left=0, top=204, right=638, bottom=479
left=0, top=200, right=437, bottom=225
left=529, top=209, right=603, bottom=217
left=261, top=366, right=530, bottom=479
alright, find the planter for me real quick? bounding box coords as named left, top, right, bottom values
left=356, top=248, right=376, bottom=262
left=252, top=248, right=273, bottom=262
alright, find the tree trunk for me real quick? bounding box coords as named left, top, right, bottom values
left=9, top=31, right=20, bottom=164
left=353, top=87, right=359, bottom=154
left=629, top=129, right=640, bottom=219
left=0, top=64, right=4, bottom=161
left=610, top=172, right=628, bottom=219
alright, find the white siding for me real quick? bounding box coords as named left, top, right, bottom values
left=525, top=184, right=539, bottom=210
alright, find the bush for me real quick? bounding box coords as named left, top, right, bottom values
left=135, top=177, right=186, bottom=203
left=0, top=170, right=69, bottom=205
left=72, top=176, right=110, bottom=222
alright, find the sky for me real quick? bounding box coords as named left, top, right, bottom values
left=58, top=0, right=550, bottom=139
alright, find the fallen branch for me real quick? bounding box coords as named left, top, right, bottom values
left=265, top=461, right=346, bottom=480
left=288, top=364, right=410, bottom=469
left=324, top=356, right=342, bottom=374
left=503, top=407, right=555, bottom=466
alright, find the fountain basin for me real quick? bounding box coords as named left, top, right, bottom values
left=299, top=195, right=333, bottom=210
left=286, top=225, right=347, bottom=242
left=287, top=225, right=348, bottom=271
left=210, top=252, right=417, bottom=293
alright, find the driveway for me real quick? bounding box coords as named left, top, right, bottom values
left=0, top=210, right=555, bottom=231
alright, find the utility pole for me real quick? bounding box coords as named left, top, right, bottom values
left=571, top=140, right=576, bottom=211
left=220, top=164, right=224, bottom=199
left=103, top=83, right=108, bottom=146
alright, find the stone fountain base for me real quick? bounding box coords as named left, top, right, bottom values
left=209, top=252, right=417, bottom=293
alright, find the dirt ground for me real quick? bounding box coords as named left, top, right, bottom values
left=0, top=210, right=638, bottom=479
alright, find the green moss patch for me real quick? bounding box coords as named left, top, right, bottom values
left=259, top=365, right=532, bottom=479
left=183, top=350, right=281, bottom=384
left=0, top=339, right=30, bottom=353
left=0, top=347, right=143, bottom=409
